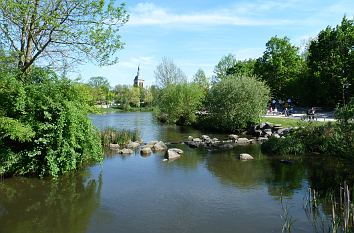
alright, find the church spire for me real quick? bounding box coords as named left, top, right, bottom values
left=134, top=65, right=144, bottom=88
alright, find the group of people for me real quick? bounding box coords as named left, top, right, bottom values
left=267, top=98, right=293, bottom=116
left=266, top=99, right=317, bottom=120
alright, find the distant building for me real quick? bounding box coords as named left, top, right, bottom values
left=133, top=66, right=144, bottom=88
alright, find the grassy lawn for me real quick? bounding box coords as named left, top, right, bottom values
left=260, top=116, right=327, bottom=127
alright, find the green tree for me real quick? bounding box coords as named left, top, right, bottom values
left=88, top=76, right=111, bottom=105
left=307, top=16, right=354, bottom=106
left=157, top=83, right=205, bottom=125
left=73, top=83, right=97, bottom=108
left=254, top=36, right=305, bottom=100
left=114, top=84, right=131, bottom=110
left=203, top=75, right=270, bottom=132
left=0, top=0, right=128, bottom=75
left=193, top=68, right=209, bottom=91
left=149, top=85, right=160, bottom=107
left=213, top=53, right=237, bottom=82
left=0, top=68, right=102, bottom=177
left=142, top=87, right=154, bottom=106
left=154, top=57, right=187, bottom=87
left=227, top=59, right=256, bottom=77
left=130, top=86, right=140, bottom=107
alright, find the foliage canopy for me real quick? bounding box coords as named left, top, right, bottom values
left=203, top=75, right=270, bottom=132
left=307, top=16, right=354, bottom=106
left=254, top=36, right=305, bottom=100
left=0, top=0, right=128, bottom=74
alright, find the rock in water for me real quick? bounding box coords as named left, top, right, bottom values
left=192, top=138, right=202, bottom=142
left=240, top=153, right=254, bottom=160
left=109, top=143, right=120, bottom=150
left=119, top=148, right=134, bottom=154
left=140, top=146, right=152, bottom=154
left=237, top=138, right=250, bottom=144
left=166, top=148, right=183, bottom=160
left=228, top=134, right=239, bottom=140
left=153, top=141, right=168, bottom=151
left=127, top=141, right=140, bottom=149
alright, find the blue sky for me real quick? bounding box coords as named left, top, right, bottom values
left=75, top=0, right=354, bottom=87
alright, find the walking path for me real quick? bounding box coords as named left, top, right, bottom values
left=263, top=113, right=336, bottom=122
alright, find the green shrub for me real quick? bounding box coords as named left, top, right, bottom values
left=157, top=82, right=205, bottom=125
left=0, top=69, right=103, bottom=177
left=334, top=98, right=354, bottom=124
left=261, top=136, right=305, bottom=155
left=201, top=75, right=270, bottom=132
left=101, top=127, right=140, bottom=147
left=261, top=122, right=354, bottom=158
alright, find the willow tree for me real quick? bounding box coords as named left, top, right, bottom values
left=0, top=0, right=129, bottom=76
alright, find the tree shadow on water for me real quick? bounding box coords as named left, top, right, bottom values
left=0, top=170, right=102, bottom=233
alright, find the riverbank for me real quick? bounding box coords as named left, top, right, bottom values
left=98, top=106, right=154, bottom=114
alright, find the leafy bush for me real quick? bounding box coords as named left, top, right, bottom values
left=261, top=136, right=305, bottom=155
left=201, top=75, right=270, bottom=132
left=261, top=123, right=354, bottom=158
left=157, top=82, right=205, bottom=125
left=0, top=69, right=103, bottom=177
left=334, top=98, right=354, bottom=124
left=101, top=127, right=140, bottom=147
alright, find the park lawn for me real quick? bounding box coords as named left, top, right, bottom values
left=260, top=116, right=326, bottom=128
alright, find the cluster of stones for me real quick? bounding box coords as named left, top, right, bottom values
left=250, top=122, right=292, bottom=142
left=185, top=136, right=254, bottom=160
left=185, top=134, right=254, bottom=150
left=109, top=141, right=183, bottom=160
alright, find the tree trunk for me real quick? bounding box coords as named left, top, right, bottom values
left=21, top=0, right=39, bottom=74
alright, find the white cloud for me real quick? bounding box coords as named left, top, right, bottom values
left=227, top=0, right=300, bottom=16
left=118, top=56, right=156, bottom=68
left=128, top=2, right=294, bottom=27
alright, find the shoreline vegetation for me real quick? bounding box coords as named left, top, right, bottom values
left=98, top=106, right=155, bottom=114
left=0, top=0, right=352, bottom=182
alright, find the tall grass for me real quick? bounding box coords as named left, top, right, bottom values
left=280, top=194, right=295, bottom=233
left=101, top=127, right=140, bottom=147
left=303, top=183, right=353, bottom=233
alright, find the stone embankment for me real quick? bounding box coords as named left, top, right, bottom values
left=250, top=122, right=293, bottom=141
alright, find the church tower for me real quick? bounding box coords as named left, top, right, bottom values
left=133, top=66, right=144, bottom=88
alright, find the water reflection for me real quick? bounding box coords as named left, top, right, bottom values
left=305, top=159, right=354, bottom=195
left=266, top=159, right=306, bottom=197
left=164, top=146, right=206, bottom=170
left=206, top=147, right=272, bottom=189
left=0, top=170, right=102, bottom=233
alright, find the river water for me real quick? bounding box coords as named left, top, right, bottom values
left=0, top=112, right=353, bottom=233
